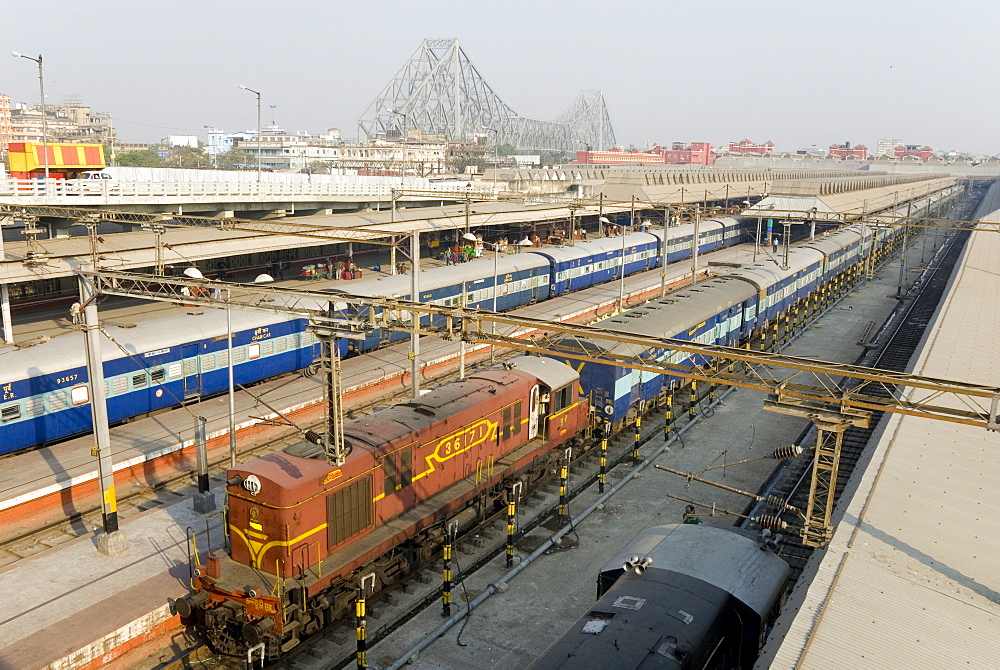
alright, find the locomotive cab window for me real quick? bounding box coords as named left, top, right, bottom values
left=383, top=447, right=413, bottom=497
left=553, top=385, right=574, bottom=412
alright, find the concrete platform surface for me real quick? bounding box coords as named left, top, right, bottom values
left=0, top=497, right=217, bottom=670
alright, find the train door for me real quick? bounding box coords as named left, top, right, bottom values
left=529, top=272, right=540, bottom=303
left=182, top=343, right=201, bottom=399
left=528, top=385, right=540, bottom=439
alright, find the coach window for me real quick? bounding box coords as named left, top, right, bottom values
left=132, top=372, right=147, bottom=389
left=1, top=404, right=20, bottom=422
left=26, top=397, right=45, bottom=417
left=248, top=343, right=261, bottom=360
left=151, top=368, right=166, bottom=383
left=70, top=385, right=90, bottom=406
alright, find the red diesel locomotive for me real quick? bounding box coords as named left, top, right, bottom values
left=176, top=356, right=591, bottom=658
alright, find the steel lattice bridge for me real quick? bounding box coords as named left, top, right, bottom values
left=357, top=38, right=616, bottom=152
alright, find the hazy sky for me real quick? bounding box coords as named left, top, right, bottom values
left=4, top=0, right=998, bottom=154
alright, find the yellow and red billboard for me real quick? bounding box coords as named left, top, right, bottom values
left=8, top=142, right=105, bottom=177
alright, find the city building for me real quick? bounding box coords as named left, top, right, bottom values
left=0, top=95, right=11, bottom=155
left=876, top=138, right=904, bottom=156
left=662, top=142, right=715, bottom=165
left=726, top=138, right=775, bottom=155
left=574, top=142, right=715, bottom=165
left=165, top=135, right=199, bottom=148
left=5, top=99, right=115, bottom=147
left=829, top=142, right=869, bottom=159
left=893, top=144, right=933, bottom=161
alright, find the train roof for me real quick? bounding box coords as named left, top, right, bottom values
left=507, top=355, right=579, bottom=390
left=340, top=366, right=535, bottom=451
left=646, top=217, right=726, bottom=242
left=799, top=226, right=862, bottom=256
left=0, top=309, right=303, bottom=377
left=601, top=524, right=789, bottom=619
left=327, top=252, right=549, bottom=298
left=578, top=277, right=756, bottom=350
left=526, top=232, right=659, bottom=261
left=725, top=246, right=826, bottom=290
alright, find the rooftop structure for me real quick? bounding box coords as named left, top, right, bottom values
left=727, top=138, right=775, bottom=155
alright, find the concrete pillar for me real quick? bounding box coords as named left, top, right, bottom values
left=0, top=217, right=12, bottom=344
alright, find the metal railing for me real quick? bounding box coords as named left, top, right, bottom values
left=0, top=177, right=486, bottom=203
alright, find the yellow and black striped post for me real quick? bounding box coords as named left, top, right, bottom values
left=355, top=586, right=367, bottom=669
left=505, top=499, right=516, bottom=568
left=442, top=527, right=453, bottom=616
left=771, top=319, right=779, bottom=352
left=557, top=460, right=569, bottom=524
left=708, top=359, right=718, bottom=405
left=782, top=311, right=790, bottom=344
left=663, top=392, right=673, bottom=444
left=632, top=414, right=642, bottom=461
left=598, top=422, right=609, bottom=493
left=759, top=322, right=768, bottom=353
left=688, top=380, right=697, bottom=421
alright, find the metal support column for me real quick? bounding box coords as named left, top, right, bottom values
left=80, top=272, right=127, bottom=555
left=0, top=217, right=12, bottom=344
left=410, top=231, right=421, bottom=399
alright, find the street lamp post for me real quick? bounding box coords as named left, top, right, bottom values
left=11, top=51, right=49, bottom=184
left=485, top=127, right=500, bottom=193
left=387, top=108, right=408, bottom=181
left=238, top=84, right=262, bottom=183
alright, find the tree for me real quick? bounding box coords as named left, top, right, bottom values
left=116, top=149, right=164, bottom=167
left=536, top=150, right=570, bottom=167
left=495, top=143, right=519, bottom=157
left=164, top=145, right=212, bottom=169
left=216, top=148, right=253, bottom=170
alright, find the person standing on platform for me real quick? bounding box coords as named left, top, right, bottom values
left=69, top=302, right=82, bottom=325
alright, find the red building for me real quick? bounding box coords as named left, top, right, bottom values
left=829, top=142, right=869, bottom=159
left=893, top=144, right=933, bottom=161
left=726, top=138, right=775, bottom=155
left=574, top=141, right=715, bottom=166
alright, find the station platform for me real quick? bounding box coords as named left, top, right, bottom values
left=0, top=496, right=210, bottom=670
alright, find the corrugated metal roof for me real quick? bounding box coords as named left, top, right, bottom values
left=758, top=183, right=1000, bottom=669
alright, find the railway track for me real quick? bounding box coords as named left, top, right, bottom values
left=762, top=196, right=981, bottom=582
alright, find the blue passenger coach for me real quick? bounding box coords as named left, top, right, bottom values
left=0, top=312, right=315, bottom=453
left=553, top=277, right=756, bottom=422
left=528, top=232, right=660, bottom=295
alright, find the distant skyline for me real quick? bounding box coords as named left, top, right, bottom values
left=3, top=0, right=998, bottom=154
